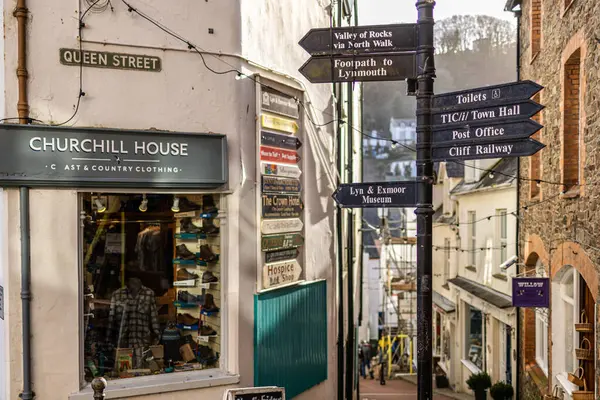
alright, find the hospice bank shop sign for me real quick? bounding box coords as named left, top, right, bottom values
left=0, top=124, right=227, bottom=188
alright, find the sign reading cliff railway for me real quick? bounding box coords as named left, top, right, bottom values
left=432, top=138, right=545, bottom=161
left=333, top=181, right=418, bottom=208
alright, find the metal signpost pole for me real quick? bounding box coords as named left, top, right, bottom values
left=415, top=1, right=435, bottom=399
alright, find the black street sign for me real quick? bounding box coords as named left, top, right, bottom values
left=262, top=193, right=303, bottom=218
left=261, top=131, right=302, bottom=151
left=432, top=100, right=544, bottom=127
left=432, top=119, right=543, bottom=146
left=299, top=24, right=417, bottom=55
left=333, top=181, right=418, bottom=208
left=432, top=138, right=545, bottom=161
left=265, top=248, right=300, bottom=264
left=299, top=54, right=416, bottom=83
left=262, top=176, right=301, bottom=193
left=432, top=80, right=544, bottom=110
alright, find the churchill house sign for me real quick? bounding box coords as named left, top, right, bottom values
left=0, top=124, right=227, bottom=188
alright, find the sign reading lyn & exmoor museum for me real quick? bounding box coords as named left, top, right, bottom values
left=333, top=181, right=418, bottom=208
left=60, top=48, right=162, bottom=72
left=512, top=277, right=549, bottom=308
left=0, top=124, right=227, bottom=188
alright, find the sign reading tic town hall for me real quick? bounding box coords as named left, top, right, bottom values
left=0, top=124, right=227, bottom=188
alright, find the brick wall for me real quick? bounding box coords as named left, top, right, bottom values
left=530, top=0, right=542, bottom=57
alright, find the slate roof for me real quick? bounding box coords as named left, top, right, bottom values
left=445, top=161, right=465, bottom=178
left=448, top=276, right=513, bottom=309
left=451, top=158, right=517, bottom=195
left=433, top=292, right=456, bottom=313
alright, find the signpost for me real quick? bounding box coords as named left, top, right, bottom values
left=263, top=259, right=303, bottom=290
left=262, top=176, right=301, bottom=193
left=261, top=131, right=302, bottom=151
left=261, top=90, right=299, bottom=119
left=265, top=248, right=300, bottom=264
left=261, top=218, right=304, bottom=235
left=261, top=115, right=299, bottom=134
left=299, top=54, right=416, bottom=83
left=432, top=119, right=543, bottom=145
left=432, top=100, right=544, bottom=126
left=299, top=24, right=417, bottom=55
left=432, top=138, right=546, bottom=161
left=333, top=181, right=417, bottom=208
left=260, top=162, right=302, bottom=179
left=262, top=193, right=303, bottom=219
left=432, top=80, right=543, bottom=109
left=261, top=233, right=304, bottom=251
left=260, top=146, right=301, bottom=165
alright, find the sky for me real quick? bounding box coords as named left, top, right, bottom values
left=358, top=0, right=515, bottom=25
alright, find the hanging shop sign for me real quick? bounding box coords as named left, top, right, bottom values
left=512, top=278, right=549, bottom=308
left=263, top=260, right=303, bottom=290
left=261, top=218, right=304, bottom=235
left=260, top=146, right=301, bottom=165
left=261, top=115, right=299, bottom=134
left=261, top=233, right=304, bottom=251
left=224, top=387, right=285, bottom=400
left=265, top=248, right=300, bottom=264
left=262, top=193, right=303, bottom=219
left=0, top=124, right=227, bottom=188
left=59, top=48, right=162, bottom=72
left=261, top=90, right=300, bottom=119
left=260, top=162, right=302, bottom=179
left=261, top=131, right=302, bottom=151
left=262, top=176, right=301, bottom=193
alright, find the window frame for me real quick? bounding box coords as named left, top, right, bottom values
left=496, top=209, right=508, bottom=269
left=443, top=237, right=451, bottom=282
left=535, top=308, right=549, bottom=376
left=468, top=211, right=476, bottom=267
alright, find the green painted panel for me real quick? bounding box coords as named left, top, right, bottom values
left=254, top=281, right=328, bottom=398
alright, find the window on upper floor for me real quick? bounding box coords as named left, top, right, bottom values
left=562, top=48, right=581, bottom=193
left=444, top=238, right=451, bottom=283
left=468, top=211, right=476, bottom=266
left=530, top=0, right=542, bottom=59
left=530, top=93, right=542, bottom=199
left=496, top=209, right=508, bottom=268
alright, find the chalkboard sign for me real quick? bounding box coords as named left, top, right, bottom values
left=224, top=387, right=285, bottom=400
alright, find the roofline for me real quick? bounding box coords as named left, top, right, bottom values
left=451, top=181, right=515, bottom=197
left=504, top=0, right=521, bottom=11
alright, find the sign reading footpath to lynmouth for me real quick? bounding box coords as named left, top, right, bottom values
left=333, top=181, right=418, bottom=208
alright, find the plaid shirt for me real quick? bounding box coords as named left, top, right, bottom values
left=108, top=286, right=160, bottom=349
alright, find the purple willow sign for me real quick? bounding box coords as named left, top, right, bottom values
left=512, top=278, right=549, bottom=308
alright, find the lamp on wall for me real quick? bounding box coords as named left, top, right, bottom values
left=139, top=194, right=148, bottom=212
left=171, top=196, right=180, bottom=213
left=94, top=197, right=106, bottom=213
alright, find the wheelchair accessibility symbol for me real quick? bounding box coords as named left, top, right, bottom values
left=492, top=89, right=501, bottom=99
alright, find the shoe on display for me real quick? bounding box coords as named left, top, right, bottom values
left=202, top=293, right=220, bottom=313
left=202, top=194, right=219, bottom=214
left=197, top=344, right=215, bottom=361
left=178, top=290, right=204, bottom=305
left=202, top=219, right=220, bottom=235
left=178, top=197, right=201, bottom=212
left=177, top=269, right=199, bottom=281
left=176, top=244, right=197, bottom=260
left=199, top=325, right=217, bottom=336
left=199, top=244, right=217, bottom=262
left=177, top=313, right=199, bottom=326
left=202, top=271, right=219, bottom=284
left=180, top=218, right=203, bottom=234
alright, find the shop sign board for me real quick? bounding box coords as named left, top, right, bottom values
left=261, top=218, right=303, bottom=234
left=59, top=48, right=162, bottom=72
left=299, top=53, right=416, bottom=83
left=261, top=176, right=301, bottom=193
left=224, top=387, right=285, bottom=400
left=262, top=193, right=303, bottom=219
left=0, top=124, right=227, bottom=188
left=333, top=181, right=418, bottom=208
left=261, top=131, right=302, bottom=151
left=261, top=233, right=304, bottom=251
left=299, top=24, right=418, bottom=55
left=512, top=277, right=549, bottom=308
left=265, top=248, right=300, bottom=264
left=263, top=260, right=303, bottom=290
left=260, top=146, right=300, bottom=165
left=261, top=90, right=299, bottom=119
left=432, top=138, right=545, bottom=162
left=260, top=162, right=302, bottom=179
left=261, top=115, right=299, bottom=134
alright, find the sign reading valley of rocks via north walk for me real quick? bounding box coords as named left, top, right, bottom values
left=261, top=131, right=302, bottom=151
left=60, top=48, right=162, bottom=72
left=299, top=24, right=417, bottom=55
left=261, top=90, right=300, bottom=119
left=433, top=119, right=543, bottom=145
left=432, top=80, right=544, bottom=110
left=263, top=259, right=303, bottom=290
left=262, top=193, right=303, bottom=218
left=333, top=181, right=418, bottom=208
left=261, top=218, right=304, bottom=235
left=260, top=162, right=302, bottom=179
left=432, top=100, right=544, bottom=126
left=261, top=233, right=304, bottom=251
left=265, top=248, right=300, bottom=264
left=432, top=138, right=545, bottom=161
left=299, top=54, right=416, bottom=83
left=262, top=176, right=301, bottom=193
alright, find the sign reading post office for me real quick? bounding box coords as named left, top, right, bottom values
left=0, top=124, right=227, bottom=188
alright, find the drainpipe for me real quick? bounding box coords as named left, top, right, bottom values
left=19, top=186, right=33, bottom=400
left=513, top=8, right=521, bottom=400
left=14, top=0, right=29, bottom=123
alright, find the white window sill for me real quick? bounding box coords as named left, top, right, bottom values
left=69, top=370, right=240, bottom=399
left=556, top=373, right=577, bottom=397
left=460, top=359, right=482, bottom=375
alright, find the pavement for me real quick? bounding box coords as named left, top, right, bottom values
left=359, top=376, right=474, bottom=400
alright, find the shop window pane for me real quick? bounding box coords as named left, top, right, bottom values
left=81, top=193, right=222, bottom=383
left=466, top=306, right=483, bottom=369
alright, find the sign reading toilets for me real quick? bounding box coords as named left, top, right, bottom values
left=0, top=124, right=227, bottom=188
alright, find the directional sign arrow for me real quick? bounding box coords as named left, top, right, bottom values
left=261, top=218, right=304, bottom=235
left=299, top=24, right=417, bottom=55
left=260, top=162, right=302, bottom=179
left=432, top=119, right=544, bottom=146
left=333, top=181, right=418, bottom=208
left=432, top=138, right=546, bottom=162
left=261, top=114, right=299, bottom=134
left=299, top=54, right=416, bottom=84
left=265, top=248, right=300, bottom=264
left=432, top=80, right=544, bottom=109
left=432, top=100, right=544, bottom=127
left=260, top=146, right=301, bottom=164
left=263, top=259, right=303, bottom=290
left=261, top=131, right=302, bottom=150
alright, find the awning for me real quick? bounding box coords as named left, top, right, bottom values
left=433, top=291, right=456, bottom=313
left=448, top=276, right=512, bottom=309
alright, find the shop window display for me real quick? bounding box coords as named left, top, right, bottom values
left=81, top=193, right=222, bottom=382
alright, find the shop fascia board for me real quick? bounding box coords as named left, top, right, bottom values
left=449, top=280, right=516, bottom=327
left=75, top=188, right=234, bottom=195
